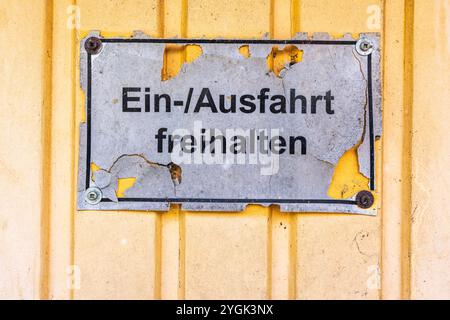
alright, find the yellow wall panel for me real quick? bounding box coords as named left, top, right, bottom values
left=77, top=0, right=160, bottom=37
left=47, top=0, right=77, bottom=300
left=294, top=0, right=382, bottom=299
left=411, top=0, right=450, bottom=299
left=73, top=0, right=161, bottom=300
left=296, top=215, right=380, bottom=299
left=0, top=0, right=49, bottom=299
left=185, top=209, right=269, bottom=300
left=300, top=0, right=382, bottom=37
left=173, top=0, right=272, bottom=300
left=381, top=0, right=408, bottom=300
left=74, top=212, right=158, bottom=299
left=187, top=0, right=271, bottom=38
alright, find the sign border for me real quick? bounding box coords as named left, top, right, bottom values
left=84, top=38, right=375, bottom=208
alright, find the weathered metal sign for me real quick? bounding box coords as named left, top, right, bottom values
left=77, top=33, right=381, bottom=214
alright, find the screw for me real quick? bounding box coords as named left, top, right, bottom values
left=84, top=187, right=102, bottom=205
left=356, top=190, right=375, bottom=209
left=361, top=42, right=372, bottom=51
left=84, top=37, right=102, bottom=55
left=355, top=38, right=374, bottom=56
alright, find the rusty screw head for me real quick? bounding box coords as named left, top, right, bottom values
left=356, top=190, right=375, bottom=209
left=84, top=37, right=103, bottom=55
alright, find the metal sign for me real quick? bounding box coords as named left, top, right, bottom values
left=77, top=33, right=381, bottom=214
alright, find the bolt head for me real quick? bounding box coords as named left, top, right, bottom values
left=84, top=187, right=102, bottom=205
left=355, top=38, right=374, bottom=56
left=84, top=37, right=103, bottom=55
left=356, top=190, right=375, bottom=209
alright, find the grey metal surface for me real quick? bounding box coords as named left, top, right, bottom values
left=77, top=32, right=381, bottom=214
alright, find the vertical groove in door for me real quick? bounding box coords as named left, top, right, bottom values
left=267, top=208, right=273, bottom=299
left=289, top=1, right=300, bottom=300
left=154, top=215, right=162, bottom=299
left=401, top=0, right=414, bottom=300
left=158, top=0, right=165, bottom=39
left=288, top=214, right=298, bottom=299
left=178, top=0, right=189, bottom=300
left=40, top=0, right=54, bottom=300
left=178, top=205, right=186, bottom=300
left=267, top=0, right=276, bottom=300
left=381, top=0, right=404, bottom=300
left=268, top=0, right=300, bottom=300
left=291, top=0, right=300, bottom=36
left=69, top=0, right=78, bottom=301
left=269, top=0, right=275, bottom=39
left=154, top=0, right=165, bottom=300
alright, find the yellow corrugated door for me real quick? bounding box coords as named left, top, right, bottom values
left=1, top=0, right=449, bottom=300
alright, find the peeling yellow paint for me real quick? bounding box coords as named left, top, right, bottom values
left=90, top=162, right=101, bottom=173
left=90, top=162, right=102, bottom=182
left=116, top=177, right=137, bottom=197
left=162, top=44, right=202, bottom=81
left=185, top=45, right=203, bottom=63
left=327, top=147, right=369, bottom=199
left=239, top=45, right=250, bottom=58
left=266, top=45, right=303, bottom=77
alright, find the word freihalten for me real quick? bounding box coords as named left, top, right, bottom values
left=154, top=127, right=306, bottom=156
